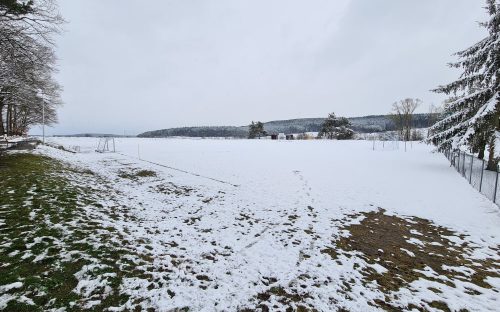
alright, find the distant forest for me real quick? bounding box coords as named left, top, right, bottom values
left=138, top=126, right=248, bottom=138
left=138, top=113, right=436, bottom=138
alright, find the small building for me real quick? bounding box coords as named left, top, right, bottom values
left=278, top=133, right=286, bottom=140
left=270, top=134, right=278, bottom=140
left=286, top=134, right=295, bottom=140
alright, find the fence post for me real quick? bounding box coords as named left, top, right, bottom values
left=462, top=152, right=466, bottom=176
left=479, top=159, right=485, bottom=192
left=494, top=165, right=499, bottom=204
left=469, top=155, right=473, bottom=184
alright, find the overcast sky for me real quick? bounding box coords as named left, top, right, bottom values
left=45, top=0, right=487, bottom=135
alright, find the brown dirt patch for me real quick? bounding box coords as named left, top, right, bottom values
left=322, top=208, right=500, bottom=310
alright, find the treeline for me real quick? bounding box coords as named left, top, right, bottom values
left=138, top=114, right=436, bottom=138
left=351, top=113, right=436, bottom=133
left=138, top=126, right=249, bottom=138
left=0, top=0, right=63, bottom=136
left=250, top=114, right=435, bottom=134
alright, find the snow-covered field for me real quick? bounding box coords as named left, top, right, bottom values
left=2, top=137, right=500, bottom=311
left=49, top=137, right=499, bottom=234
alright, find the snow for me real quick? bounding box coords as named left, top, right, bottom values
left=442, top=265, right=475, bottom=277
left=74, top=264, right=115, bottom=303
left=21, top=137, right=500, bottom=310
left=370, top=263, right=388, bottom=274
left=48, top=137, right=499, bottom=227
left=0, top=283, right=24, bottom=309
left=0, top=295, right=16, bottom=310
left=409, top=229, right=423, bottom=236
left=400, top=248, right=416, bottom=257
left=0, top=282, right=23, bottom=293
left=406, top=238, right=425, bottom=247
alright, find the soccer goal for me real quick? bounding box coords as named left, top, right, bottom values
left=96, top=137, right=115, bottom=153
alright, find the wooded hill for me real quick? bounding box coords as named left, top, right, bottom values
left=138, top=113, right=436, bottom=138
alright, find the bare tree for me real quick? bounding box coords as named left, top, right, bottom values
left=0, top=0, right=64, bottom=136
left=390, top=98, right=421, bottom=141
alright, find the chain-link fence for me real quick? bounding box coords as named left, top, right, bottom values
left=444, top=149, right=500, bottom=206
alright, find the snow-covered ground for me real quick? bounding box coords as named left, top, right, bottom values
left=3, top=137, right=499, bottom=311
left=49, top=137, right=499, bottom=236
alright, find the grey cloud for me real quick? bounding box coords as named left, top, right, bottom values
left=45, top=0, right=486, bottom=135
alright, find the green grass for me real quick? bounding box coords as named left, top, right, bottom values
left=118, top=169, right=157, bottom=180
left=0, top=153, right=151, bottom=311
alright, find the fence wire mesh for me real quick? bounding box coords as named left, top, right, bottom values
left=444, top=149, right=499, bottom=205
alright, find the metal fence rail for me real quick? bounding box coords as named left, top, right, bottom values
left=444, top=149, right=499, bottom=206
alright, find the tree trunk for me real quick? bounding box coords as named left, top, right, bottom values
left=6, top=104, right=11, bottom=136
left=478, top=143, right=486, bottom=160
left=477, top=140, right=486, bottom=159
left=20, top=109, right=28, bottom=135
left=12, top=107, right=18, bottom=135
left=0, top=102, right=4, bottom=136
left=487, top=135, right=498, bottom=171
left=487, top=109, right=500, bottom=170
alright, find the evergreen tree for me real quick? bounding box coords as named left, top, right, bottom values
left=318, top=113, right=354, bottom=140
left=248, top=121, right=266, bottom=139
left=428, top=0, right=499, bottom=170
left=0, top=0, right=33, bottom=16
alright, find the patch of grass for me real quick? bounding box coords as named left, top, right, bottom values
left=118, top=168, right=157, bottom=180
left=152, top=182, right=194, bottom=196
left=428, top=300, right=451, bottom=312
left=135, top=169, right=156, bottom=177
left=249, top=276, right=317, bottom=311
left=0, top=153, right=155, bottom=310
left=0, top=154, right=85, bottom=310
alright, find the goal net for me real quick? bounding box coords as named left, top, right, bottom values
left=96, top=137, right=115, bottom=153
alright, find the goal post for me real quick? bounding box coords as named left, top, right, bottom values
left=96, top=137, right=116, bottom=153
